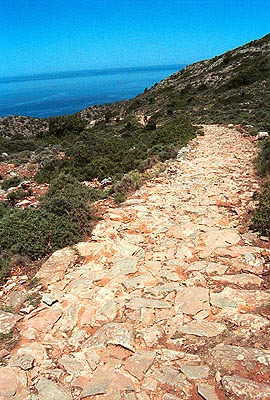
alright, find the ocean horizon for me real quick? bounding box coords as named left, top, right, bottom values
left=0, top=64, right=185, bottom=119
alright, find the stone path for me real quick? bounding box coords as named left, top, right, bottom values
left=1, top=125, right=270, bottom=399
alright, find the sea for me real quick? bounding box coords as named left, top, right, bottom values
left=0, top=65, right=185, bottom=119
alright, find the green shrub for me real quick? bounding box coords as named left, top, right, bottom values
left=0, top=175, right=102, bottom=279
left=41, top=174, right=97, bottom=235
left=0, top=208, right=81, bottom=260
left=250, top=183, right=270, bottom=236
left=256, top=138, right=270, bottom=176
left=145, top=120, right=157, bottom=130
left=0, top=257, right=11, bottom=281
left=34, top=114, right=198, bottom=184
left=1, top=176, right=22, bottom=191
left=7, top=189, right=32, bottom=206
left=251, top=137, right=270, bottom=236
left=0, top=202, right=9, bottom=218
left=47, top=114, right=87, bottom=138
left=114, top=171, right=143, bottom=194
left=113, top=191, right=127, bottom=204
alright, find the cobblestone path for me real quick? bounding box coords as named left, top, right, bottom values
left=1, top=125, right=270, bottom=399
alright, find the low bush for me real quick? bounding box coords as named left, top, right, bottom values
left=47, top=114, right=87, bottom=138
left=113, top=191, right=127, bottom=204
left=0, top=175, right=103, bottom=279
left=1, top=176, right=22, bottom=191
left=114, top=171, right=143, bottom=194
left=256, top=138, right=270, bottom=176
left=250, top=183, right=270, bottom=236
left=41, top=174, right=99, bottom=235
left=251, top=138, right=270, bottom=236
left=7, top=189, right=32, bottom=206
left=0, top=208, right=81, bottom=260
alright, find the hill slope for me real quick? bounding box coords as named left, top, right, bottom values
left=120, top=34, right=270, bottom=128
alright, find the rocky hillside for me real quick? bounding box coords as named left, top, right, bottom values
left=124, top=34, right=270, bottom=127
left=0, top=116, right=48, bottom=139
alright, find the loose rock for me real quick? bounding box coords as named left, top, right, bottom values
left=221, top=375, right=270, bottom=399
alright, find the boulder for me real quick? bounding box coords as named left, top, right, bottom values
left=257, top=131, right=269, bottom=139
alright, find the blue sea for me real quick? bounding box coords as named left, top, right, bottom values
left=0, top=65, right=184, bottom=119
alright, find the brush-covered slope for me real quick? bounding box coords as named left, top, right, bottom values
left=122, top=34, right=270, bottom=128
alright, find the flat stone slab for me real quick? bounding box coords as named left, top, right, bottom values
left=201, top=229, right=241, bottom=248
left=26, top=308, right=62, bottom=331
left=211, top=273, right=263, bottom=287
left=42, top=293, right=58, bottom=306
left=91, top=301, right=119, bottom=326
left=163, top=394, right=180, bottom=400
left=0, top=310, right=22, bottom=334
left=185, top=261, right=228, bottom=276
left=197, top=383, right=219, bottom=400
left=177, top=320, right=226, bottom=337
left=141, top=325, right=164, bottom=347
left=127, top=297, right=170, bottom=310
left=58, top=357, right=84, bottom=378
left=84, top=349, right=100, bottom=370
left=175, top=286, right=210, bottom=315
left=113, top=241, right=140, bottom=257
left=180, top=364, right=209, bottom=379
left=19, top=342, right=46, bottom=364
left=36, top=247, right=77, bottom=285
left=108, top=257, right=138, bottom=277
left=10, top=353, right=35, bottom=370
left=82, top=322, right=135, bottom=352
left=36, top=377, right=72, bottom=400
left=221, top=375, right=270, bottom=399
left=124, top=350, right=156, bottom=380
left=159, top=349, right=201, bottom=363
left=81, top=371, right=108, bottom=397
left=0, top=367, right=18, bottom=397
left=123, top=273, right=156, bottom=290
left=210, top=287, right=270, bottom=309
left=210, top=292, right=238, bottom=308
left=211, top=344, right=270, bottom=371
left=155, top=366, right=192, bottom=394
left=81, top=360, right=134, bottom=398
left=216, top=308, right=270, bottom=331
left=144, top=283, right=181, bottom=298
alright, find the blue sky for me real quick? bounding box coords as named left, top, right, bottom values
left=0, top=0, right=269, bottom=76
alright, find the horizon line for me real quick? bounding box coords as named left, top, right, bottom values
left=0, top=64, right=186, bottom=84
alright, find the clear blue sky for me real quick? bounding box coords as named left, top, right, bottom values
left=0, top=0, right=269, bottom=77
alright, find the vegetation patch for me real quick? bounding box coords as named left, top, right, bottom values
left=0, top=112, right=198, bottom=279
left=0, top=175, right=103, bottom=279
left=34, top=115, right=198, bottom=183
left=251, top=138, right=270, bottom=236
left=251, top=182, right=270, bottom=236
